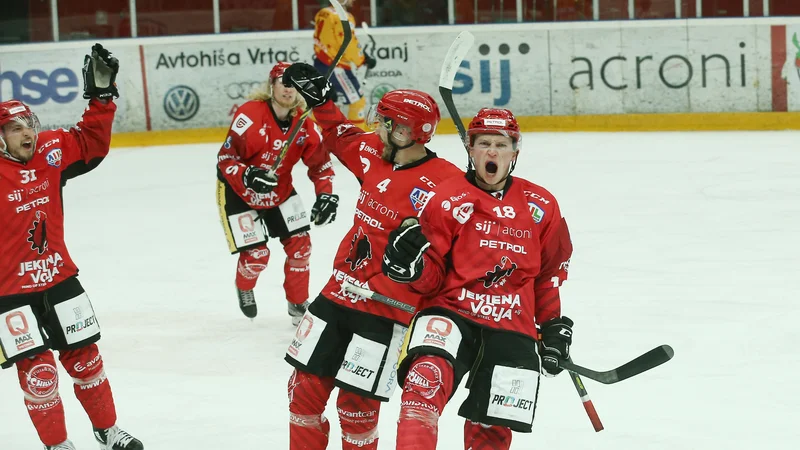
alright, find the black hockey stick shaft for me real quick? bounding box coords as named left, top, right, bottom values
left=567, top=362, right=604, bottom=432
left=361, top=22, right=377, bottom=58
left=560, top=345, right=674, bottom=385
left=360, top=22, right=376, bottom=80
left=269, top=0, right=351, bottom=174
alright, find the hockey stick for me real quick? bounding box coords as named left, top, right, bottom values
left=341, top=281, right=416, bottom=314
left=359, top=22, right=376, bottom=81
left=438, top=31, right=474, bottom=156
left=268, top=0, right=351, bottom=175
left=559, top=345, right=675, bottom=385
left=567, top=362, right=604, bottom=432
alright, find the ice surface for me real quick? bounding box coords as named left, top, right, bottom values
left=2, top=131, right=799, bottom=449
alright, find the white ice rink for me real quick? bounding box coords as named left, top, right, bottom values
left=2, top=130, right=799, bottom=449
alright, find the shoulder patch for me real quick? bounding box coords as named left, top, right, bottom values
left=231, top=113, right=254, bottom=136
left=528, top=202, right=545, bottom=223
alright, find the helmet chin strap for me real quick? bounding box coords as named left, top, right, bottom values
left=384, top=124, right=415, bottom=164
left=0, top=138, right=23, bottom=163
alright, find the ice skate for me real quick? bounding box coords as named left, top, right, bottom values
left=94, top=425, right=143, bottom=450
left=288, top=300, right=310, bottom=326
left=45, top=440, right=76, bottom=450
left=237, top=287, right=257, bottom=318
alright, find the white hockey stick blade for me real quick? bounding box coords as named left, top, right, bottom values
left=439, top=31, right=475, bottom=90
left=330, top=0, right=347, bottom=20
left=341, top=281, right=416, bottom=313
left=342, top=281, right=373, bottom=299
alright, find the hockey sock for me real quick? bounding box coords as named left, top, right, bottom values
left=61, top=343, right=116, bottom=430
left=16, top=350, right=68, bottom=446
left=464, top=421, right=512, bottom=450
left=235, top=245, right=270, bottom=291
left=288, top=369, right=335, bottom=450
left=396, top=355, right=455, bottom=450
left=281, top=233, right=311, bottom=304
left=337, top=390, right=380, bottom=449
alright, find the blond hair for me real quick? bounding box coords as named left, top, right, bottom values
left=247, top=79, right=306, bottom=116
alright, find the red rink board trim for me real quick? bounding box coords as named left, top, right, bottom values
left=771, top=25, right=788, bottom=113
left=139, top=45, right=152, bottom=131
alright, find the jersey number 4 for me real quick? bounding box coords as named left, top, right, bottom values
left=376, top=178, right=391, bottom=193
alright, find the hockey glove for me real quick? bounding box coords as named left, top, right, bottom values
left=283, top=63, right=336, bottom=108
left=539, top=316, right=574, bottom=377
left=243, top=166, right=278, bottom=194
left=311, top=193, right=339, bottom=226
left=382, top=218, right=430, bottom=283
left=364, top=55, right=377, bottom=70
left=82, top=43, right=119, bottom=100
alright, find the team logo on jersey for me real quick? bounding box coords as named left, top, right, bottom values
left=479, top=256, right=517, bottom=288
left=527, top=202, right=545, bottom=223
left=45, top=149, right=62, bottom=168
left=409, top=187, right=430, bottom=211
left=345, top=227, right=372, bottom=271
left=231, top=113, right=253, bottom=136
left=27, top=211, right=48, bottom=255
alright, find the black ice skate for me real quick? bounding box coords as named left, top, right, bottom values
left=45, top=440, right=76, bottom=450
left=94, top=425, right=143, bottom=450
left=288, top=300, right=310, bottom=326
left=237, top=287, right=257, bottom=318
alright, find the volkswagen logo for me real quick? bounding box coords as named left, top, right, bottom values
left=226, top=81, right=263, bottom=100
left=164, top=85, right=199, bottom=121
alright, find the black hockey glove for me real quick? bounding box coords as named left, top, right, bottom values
left=382, top=218, right=430, bottom=283
left=82, top=43, right=119, bottom=100
left=539, top=316, right=574, bottom=377
left=311, top=193, right=339, bottom=226
left=282, top=63, right=335, bottom=108
left=243, top=166, right=278, bottom=194
left=364, top=55, right=377, bottom=70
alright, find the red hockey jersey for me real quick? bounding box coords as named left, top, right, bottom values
left=0, top=99, right=116, bottom=297
left=313, top=101, right=463, bottom=325
left=411, top=174, right=573, bottom=337
left=217, top=101, right=333, bottom=208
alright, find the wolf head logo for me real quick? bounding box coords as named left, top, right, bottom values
left=345, top=227, right=372, bottom=271
left=27, top=211, right=48, bottom=255
left=479, top=256, right=517, bottom=288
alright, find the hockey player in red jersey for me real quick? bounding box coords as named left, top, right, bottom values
left=382, top=108, right=575, bottom=450
left=280, top=62, right=463, bottom=450
left=216, top=61, right=338, bottom=323
left=0, top=44, right=143, bottom=450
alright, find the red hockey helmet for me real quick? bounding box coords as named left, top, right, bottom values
left=0, top=100, right=41, bottom=151
left=467, top=108, right=521, bottom=147
left=0, top=100, right=39, bottom=129
left=270, top=62, right=292, bottom=82
left=369, top=89, right=440, bottom=144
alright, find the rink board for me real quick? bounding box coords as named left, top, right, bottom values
left=2, top=18, right=800, bottom=138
